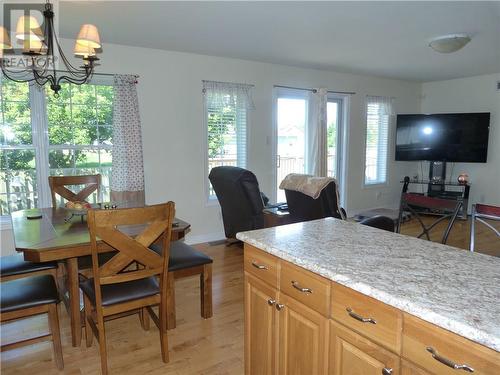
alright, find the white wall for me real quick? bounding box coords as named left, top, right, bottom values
left=82, top=41, right=422, bottom=242
left=420, top=74, right=500, bottom=208
left=2, top=40, right=421, bottom=247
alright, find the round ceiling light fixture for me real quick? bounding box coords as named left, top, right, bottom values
left=429, top=34, right=471, bottom=53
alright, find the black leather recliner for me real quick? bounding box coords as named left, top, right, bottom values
left=284, top=180, right=344, bottom=222
left=209, top=166, right=267, bottom=239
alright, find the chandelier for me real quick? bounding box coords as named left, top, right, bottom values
left=0, top=0, right=102, bottom=95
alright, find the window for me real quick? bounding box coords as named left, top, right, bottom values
left=364, top=96, right=393, bottom=185
left=0, top=78, right=114, bottom=214
left=203, top=80, right=253, bottom=200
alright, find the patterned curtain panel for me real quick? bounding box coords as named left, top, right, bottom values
left=110, top=74, right=145, bottom=204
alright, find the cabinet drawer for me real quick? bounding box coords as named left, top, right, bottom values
left=280, top=261, right=331, bottom=316
left=331, top=283, right=402, bottom=353
left=402, top=314, right=500, bottom=375
left=244, top=245, right=279, bottom=288
left=330, top=320, right=400, bottom=375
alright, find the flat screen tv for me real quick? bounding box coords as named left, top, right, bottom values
left=395, top=113, right=490, bottom=162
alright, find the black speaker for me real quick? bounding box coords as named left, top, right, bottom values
left=428, top=161, right=446, bottom=196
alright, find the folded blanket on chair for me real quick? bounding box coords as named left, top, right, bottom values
left=279, top=174, right=336, bottom=199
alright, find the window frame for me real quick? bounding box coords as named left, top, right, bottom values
left=0, top=77, right=114, bottom=215
left=326, top=93, right=349, bottom=207
left=203, top=82, right=250, bottom=205
left=363, top=96, right=392, bottom=188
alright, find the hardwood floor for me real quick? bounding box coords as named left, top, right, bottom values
left=1, top=216, right=497, bottom=374
left=1, top=243, right=245, bottom=375
left=400, top=215, right=500, bottom=257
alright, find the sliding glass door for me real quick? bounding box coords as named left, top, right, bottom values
left=273, top=88, right=347, bottom=204
left=275, top=91, right=308, bottom=202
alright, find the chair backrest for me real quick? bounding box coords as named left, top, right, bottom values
left=86, top=202, right=175, bottom=307
left=397, top=192, right=462, bottom=244
left=284, top=180, right=344, bottom=223
left=469, top=203, right=500, bottom=252
left=48, top=174, right=102, bottom=208
left=208, top=166, right=265, bottom=238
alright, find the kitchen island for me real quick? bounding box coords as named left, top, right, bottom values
left=236, top=218, right=500, bottom=375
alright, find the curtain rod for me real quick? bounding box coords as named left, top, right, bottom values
left=273, top=84, right=355, bottom=95
left=1, top=69, right=139, bottom=79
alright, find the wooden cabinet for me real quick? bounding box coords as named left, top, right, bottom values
left=243, top=244, right=500, bottom=375
left=244, top=274, right=278, bottom=375
left=278, top=293, right=329, bottom=375
left=244, top=244, right=279, bottom=288
left=402, top=314, right=500, bottom=375
left=244, top=247, right=329, bottom=375
left=281, top=261, right=331, bottom=316
left=330, top=320, right=400, bottom=375
left=331, top=283, right=402, bottom=354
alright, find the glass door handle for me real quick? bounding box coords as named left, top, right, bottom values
left=277, top=154, right=281, bottom=168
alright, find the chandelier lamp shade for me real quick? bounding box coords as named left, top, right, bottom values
left=0, top=0, right=102, bottom=95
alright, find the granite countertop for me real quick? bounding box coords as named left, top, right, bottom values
left=236, top=218, right=500, bottom=352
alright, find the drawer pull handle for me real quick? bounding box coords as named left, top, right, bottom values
left=291, top=280, right=313, bottom=294
left=426, top=347, right=474, bottom=372
left=382, top=368, right=393, bottom=375
left=267, top=299, right=276, bottom=306
left=251, top=261, right=268, bottom=270
left=346, top=307, right=377, bottom=324
left=276, top=303, right=285, bottom=311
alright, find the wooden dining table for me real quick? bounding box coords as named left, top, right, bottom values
left=11, top=207, right=191, bottom=347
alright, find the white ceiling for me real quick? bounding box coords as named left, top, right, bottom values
left=59, top=1, right=500, bottom=82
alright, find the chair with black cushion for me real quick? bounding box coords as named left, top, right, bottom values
left=360, top=215, right=395, bottom=232
left=48, top=174, right=115, bottom=271
left=150, top=240, right=213, bottom=329
left=397, top=193, right=462, bottom=244
left=0, top=254, right=58, bottom=282
left=81, top=202, right=175, bottom=375
left=284, top=180, right=345, bottom=223
left=48, top=174, right=101, bottom=208
left=469, top=203, right=500, bottom=252
left=208, top=166, right=267, bottom=239
left=1, top=274, right=64, bottom=370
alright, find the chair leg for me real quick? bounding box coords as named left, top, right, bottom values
left=166, top=272, right=176, bottom=329
left=159, top=299, right=169, bottom=363
left=140, top=307, right=150, bottom=331
left=47, top=303, right=64, bottom=370
left=200, top=263, right=213, bottom=319
left=83, top=295, right=93, bottom=347
left=96, top=312, right=108, bottom=375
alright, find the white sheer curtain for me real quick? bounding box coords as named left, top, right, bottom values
left=307, top=88, right=328, bottom=176
left=110, top=74, right=145, bottom=204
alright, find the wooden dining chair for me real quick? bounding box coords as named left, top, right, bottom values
left=48, top=174, right=115, bottom=270
left=81, top=202, right=175, bottom=375
left=0, top=254, right=58, bottom=282
left=48, top=174, right=102, bottom=208
left=150, top=241, right=213, bottom=329
left=469, top=203, right=500, bottom=252
left=1, top=275, right=64, bottom=370
left=397, top=193, right=462, bottom=244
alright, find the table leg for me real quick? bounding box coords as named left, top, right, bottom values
left=66, top=257, right=82, bottom=347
